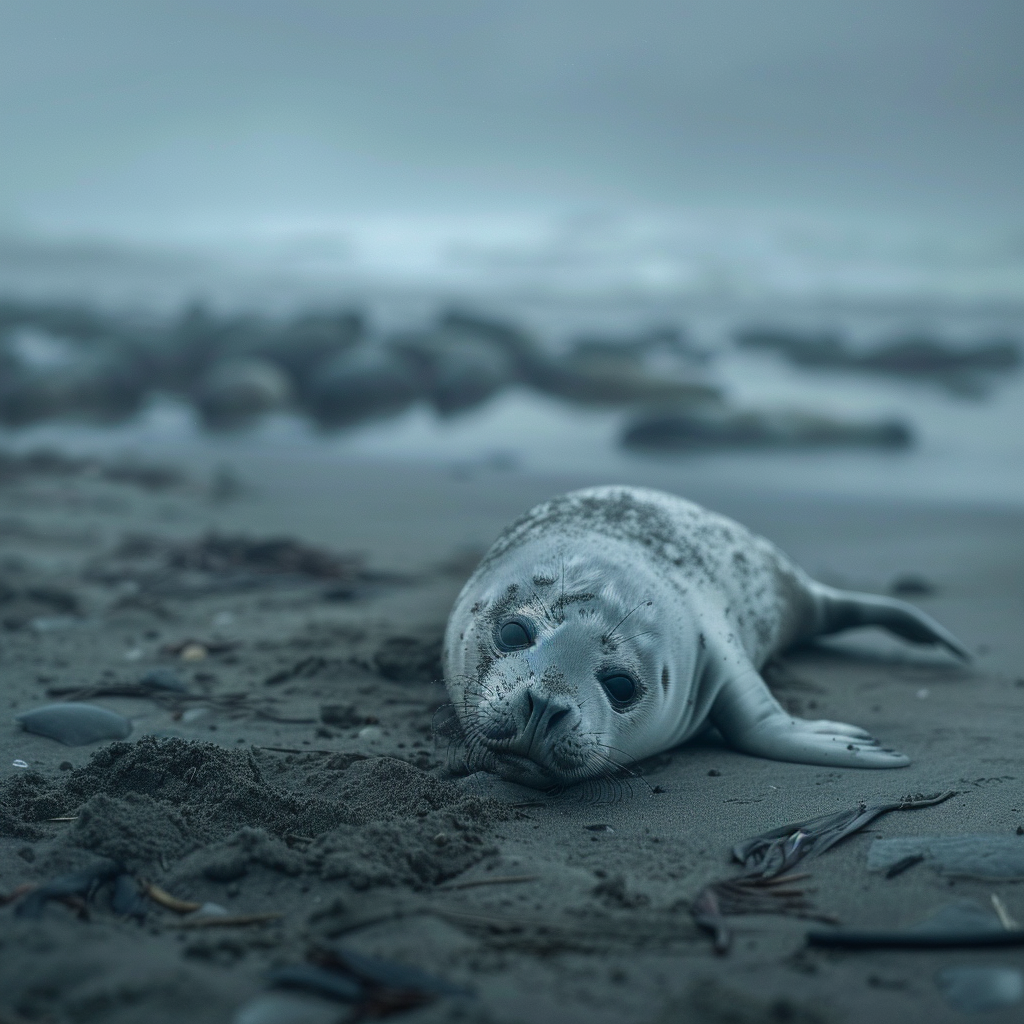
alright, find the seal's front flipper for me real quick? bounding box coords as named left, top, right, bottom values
left=711, top=664, right=910, bottom=769
left=812, top=584, right=970, bottom=660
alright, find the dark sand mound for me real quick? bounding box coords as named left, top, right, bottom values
left=1, top=737, right=512, bottom=886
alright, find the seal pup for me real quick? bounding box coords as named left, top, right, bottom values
left=442, top=486, right=968, bottom=788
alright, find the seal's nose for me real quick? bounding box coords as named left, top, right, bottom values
left=523, top=691, right=570, bottom=736
left=514, top=689, right=571, bottom=761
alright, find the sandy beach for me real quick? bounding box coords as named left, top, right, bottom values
left=0, top=448, right=1022, bottom=1024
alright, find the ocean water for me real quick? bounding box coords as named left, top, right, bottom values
left=1, top=211, right=1022, bottom=506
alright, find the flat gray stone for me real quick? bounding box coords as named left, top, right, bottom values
left=937, top=967, right=1024, bottom=1012
left=868, top=835, right=1024, bottom=880
left=15, top=703, right=132, bottom=746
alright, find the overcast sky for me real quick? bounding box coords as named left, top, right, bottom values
left=2, top=1, right=1022, bottom=234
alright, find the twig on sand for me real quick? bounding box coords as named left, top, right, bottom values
left=992, top=894, right=1019, bottom=931
left=256, top=747, right=349, bottom=757
left=141, top=881, right=202, bottom=914
left=0, top=883, right=37, bottom=907
left=437, top=874, right=539, bottom=891
left=166, top=912, right=284, bottom=929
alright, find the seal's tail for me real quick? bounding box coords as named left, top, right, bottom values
left=810, top=583, right=971, bottom=660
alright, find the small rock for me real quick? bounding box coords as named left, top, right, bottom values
left=889, top=574, right=937, bottom=597
left=195, top=902, right=230, bottom=917
left=937, top=967, right=1023, bottom=1012
left=140, top=667, right=188, bottom=693
left=235, top=993, right=344, bottom=1024
left=16, top=703, right=132, bottom=745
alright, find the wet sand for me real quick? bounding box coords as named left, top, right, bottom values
left=1, top=451, right=1022, bottom=1024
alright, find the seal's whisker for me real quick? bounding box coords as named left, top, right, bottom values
left=616, top=630, right=657, bottom=645
left=605, top=599, right=653, bottom=644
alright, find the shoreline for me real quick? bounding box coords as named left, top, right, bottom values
left=0, top=452, right=1022, bottom=1023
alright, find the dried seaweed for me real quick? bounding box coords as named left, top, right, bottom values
left=692, top=791, right=956, bottom=952
left=13, top=857, right=128, bottom=919
left=83, top=531, right=392, bottom=599
left=266, top=944, right=471, bottom=1018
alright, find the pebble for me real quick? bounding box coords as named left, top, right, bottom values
left=15, top=703, right=132, bottom=745
left=937, top=967, right=1023, bottom=1012
left=140, top=667, right=188, bottom=693
left=234, top=994, right=341, bottom=1024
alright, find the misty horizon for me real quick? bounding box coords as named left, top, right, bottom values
left=2, top=0, right=1023, bottom=237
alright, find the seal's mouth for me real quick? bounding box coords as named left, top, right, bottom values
left=487, top=751, right=561, bottom=789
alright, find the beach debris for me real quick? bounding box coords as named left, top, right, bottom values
left=889, top=574, right=936, bottom=597
left=234, top=992, right=342, bottom=1024
left=139, top=667, right=189, bottom=693
left=0, top=882, right=37, bottom=907
left=87, top=531, right=375, bottom=599
left=307, top=346, right=423, bottom=427
left=267, top=944, right=471, bottom=1016
left=685, top=978, right=830, bottom=1024
left=807, top=899, right=1024, bottom=950
left=992, top=894, right=1019, bottom=930
left=195, top=356, right=293, bottom=429
left=541, top=353, right=719, bottom=407
left=319, top=704, right=374, bottom=728
left=269, top=965, right=364, bottom=1003
left=736, top=327, right=1021, bottom=395
left=0, top=446, right=182, bottom=490
left=622, top=406, right=911, bottom=452
left=110, top=872, right=148, bottom=919
left=265, top=656, right=328, bottom=686
left=194, top=901, right=230, bottom=916
left=162, top=637, right=237, bottom=656
left=373, top=635, right=443, bottom=684
left=937, top=967, right=1024, bottom=1013
left=15, top=702, right=132, bottom=745
left=867, top=834, right=1024, bottom=880
left=568, top=325, right=712, bottom=367
left=389, top=325, right=515, bottom=415
left=733, top=792, right=956, bottom=876
left=13, top=857, right=124, bottom=919
left=884, top=854, right=924, bottom=878
left=143, top=881, right=203, bottom=913
left=168, top=912, right=284, bottom=929
left=692, top=791, right=956, bottom=952
left=438, top=874, right=539, bottom=890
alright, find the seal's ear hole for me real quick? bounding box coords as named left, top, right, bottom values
left=497, top=617, right=535, bottom=652
left=600, top=673, right=639, bottom=710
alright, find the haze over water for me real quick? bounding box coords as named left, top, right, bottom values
left=2, top=2, right=1021, bottom=504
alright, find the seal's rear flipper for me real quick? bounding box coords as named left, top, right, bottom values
left=812, top=584, right=971, bottom=660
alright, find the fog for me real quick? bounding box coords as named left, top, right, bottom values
left=0, top=2, right=1022, bottom=505
left=2, top=1, right=1022, bottom=229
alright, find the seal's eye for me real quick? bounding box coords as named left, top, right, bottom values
left=600, top=673, right=638, bottom=709
left=496, top=618, right=535, bottom=651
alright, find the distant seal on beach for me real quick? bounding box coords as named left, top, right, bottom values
left=442, top=486, right=968, bottom=788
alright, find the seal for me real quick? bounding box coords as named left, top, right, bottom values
left=442, top=486, right=968, bottom=788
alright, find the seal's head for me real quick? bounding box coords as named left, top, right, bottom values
left=443, top=542, right=692, bottom=788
